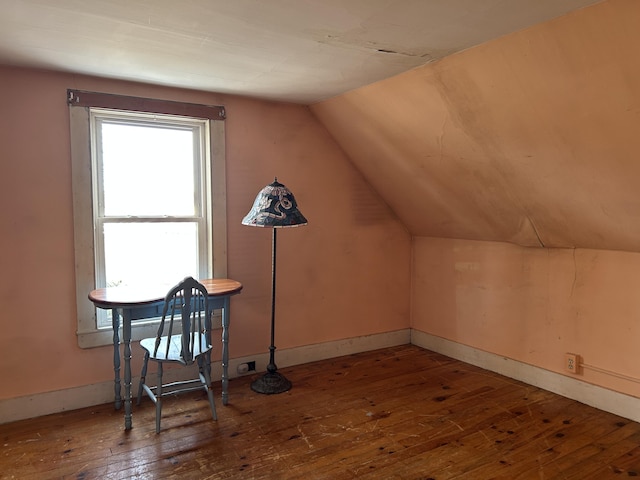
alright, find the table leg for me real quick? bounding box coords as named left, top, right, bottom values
left=204, top=303, right=213, bottom=389
left=112, top=308, right=122, bottom=410
left=121, top=308, right=133, bottom=430
left=221, top=298, right=230, bottom=405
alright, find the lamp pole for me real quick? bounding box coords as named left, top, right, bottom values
left=251, top=227, right=292, bottom=394
left=267, top=227, right=279, bottom=374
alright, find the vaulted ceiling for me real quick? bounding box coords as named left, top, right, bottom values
left=310, top=0, right=640, bottom=252
left=6, top=0, right=639, bottom=253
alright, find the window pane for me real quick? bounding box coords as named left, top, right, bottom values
left=101, top=122, right=196, bottom=216
left=103, top=222, right=199, bottom=288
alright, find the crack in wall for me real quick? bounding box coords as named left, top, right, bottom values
left=527, top=215, right=545, bottom=248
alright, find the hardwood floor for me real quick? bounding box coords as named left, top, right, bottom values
left=2, top=345, right=640, bottom=479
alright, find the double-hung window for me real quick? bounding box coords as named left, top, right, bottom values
left=69, top=91, right=227, bottom=348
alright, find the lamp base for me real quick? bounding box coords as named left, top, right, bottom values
left=251, top=371, right=292, bottom=395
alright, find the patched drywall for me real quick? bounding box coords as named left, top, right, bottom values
left=412, top=237, right=640, bottom=398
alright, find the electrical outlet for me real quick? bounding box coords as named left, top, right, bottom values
left=565, top=353, right=579, bottom=374
left=237, top=361, right=257, bottom=375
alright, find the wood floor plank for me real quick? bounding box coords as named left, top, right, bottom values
left=2, top=345, right=639, bottom=480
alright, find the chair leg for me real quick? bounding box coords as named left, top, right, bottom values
left=155, top=363, right=163, bottom=434
left=137, top=351, right=150, bottom=405
left=199, top=356, right=217, bottom=421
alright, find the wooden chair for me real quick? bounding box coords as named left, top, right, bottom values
left=136, top=276, right=217, bottom=433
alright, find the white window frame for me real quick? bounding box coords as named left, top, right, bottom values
left=91, top=109, right=212, bottom=329
left=69, top=91, right=227, bottom=348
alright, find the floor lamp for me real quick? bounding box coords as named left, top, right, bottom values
left=242, top=178, right=308, bottom=394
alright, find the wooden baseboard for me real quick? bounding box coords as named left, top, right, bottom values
left=410, top=330, right=640, bottom=423
left=0, top=329, right=410, bottom=425
left=4, top=328, right=637, bottom=425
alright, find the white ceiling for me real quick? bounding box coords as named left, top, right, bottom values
left=0, top=0, right=601, bottom=104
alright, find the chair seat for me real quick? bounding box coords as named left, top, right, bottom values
left=140, top=333, right=211, bottom=363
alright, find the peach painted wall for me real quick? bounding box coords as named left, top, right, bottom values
left=412, top=237, right=640, bottom=398
left=311, top=0, right=640, bottom=399
left=0, top=66, right=410, bottom=401
left=312, top=0, right=640, bottom=252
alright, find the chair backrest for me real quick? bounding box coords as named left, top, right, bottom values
left=153, top=276, right=210, bottom=364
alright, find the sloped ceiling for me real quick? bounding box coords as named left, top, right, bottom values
left=4, top=0, right=636, bottom=252
left=311, top=0, right=640, bottom=252
left=0, top=0, right=600, bottom=103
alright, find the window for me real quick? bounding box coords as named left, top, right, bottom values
left=69, top=91, right=227, bottom=348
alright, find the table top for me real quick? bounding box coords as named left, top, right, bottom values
left=88, top=278, right=243, bottom=308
